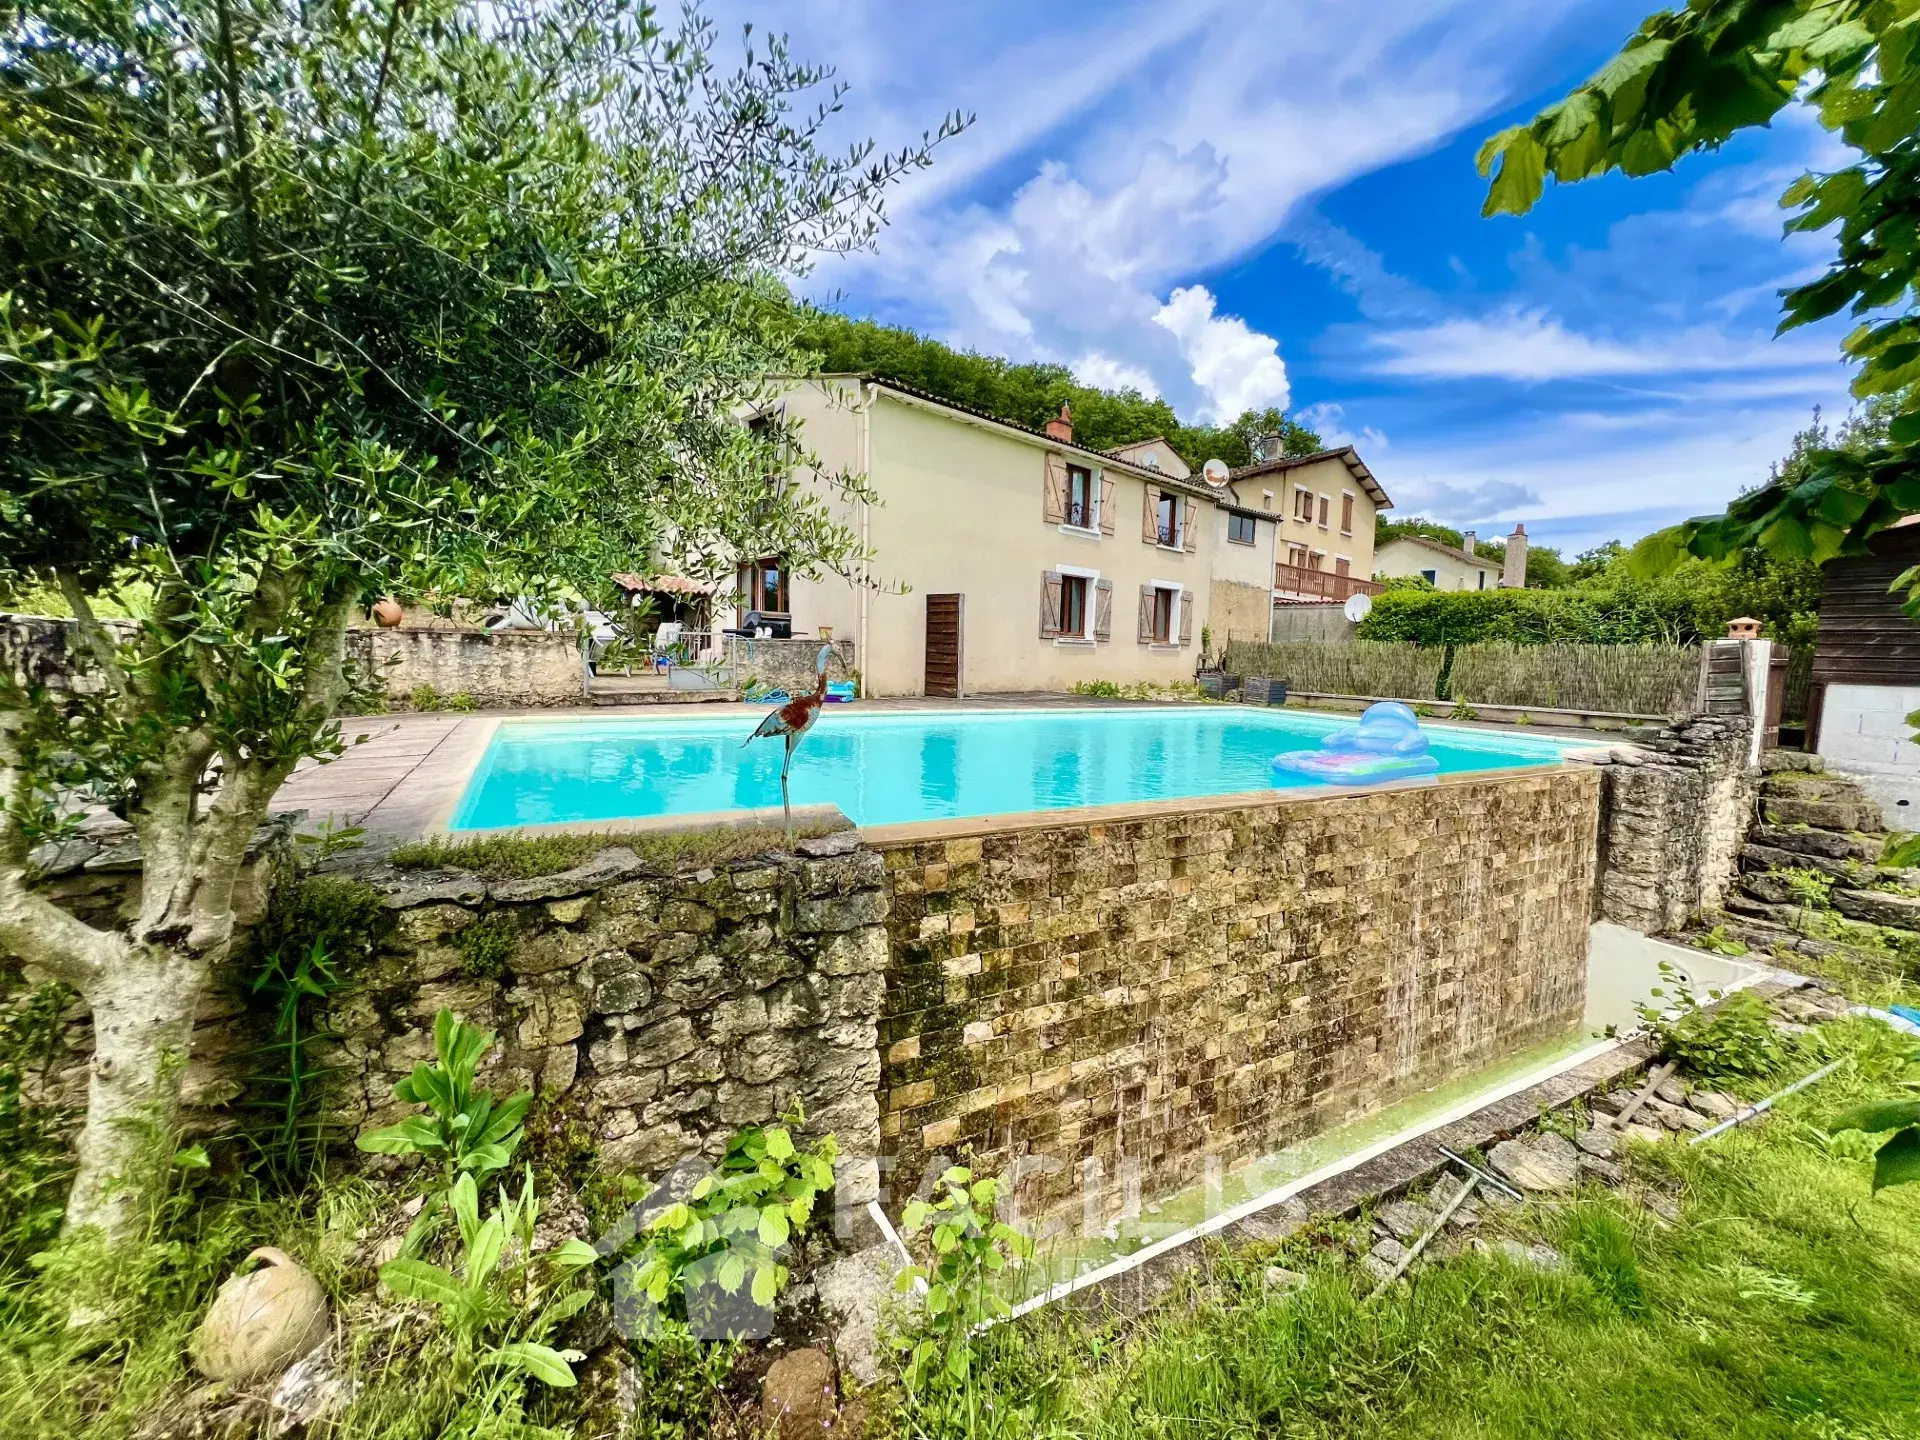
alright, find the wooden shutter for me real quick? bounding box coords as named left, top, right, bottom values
left=1099, top=475, right=1116, bottom=535
left=1142, top=486, right=1160, bottom=542
left=1043, top=455, right=1067, bottom=524
left=1178, top=590, right=1194, bottom=646
left=1335, top=557, right=1351, bottom=577
left=1137, top=585, right=1154, bottom=643
left=1340, top=494, right=1354, bottom=533
left=1094, top=578, right=1113, bottom=641
left=1183, top=499, right=1198, bottom=552
left=1040, top=572, right=1064, bottom=638
left=1317, top=495, right=1330, bottom=527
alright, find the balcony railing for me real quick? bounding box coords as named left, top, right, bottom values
left=1274, top=561, right=1383, bottom=603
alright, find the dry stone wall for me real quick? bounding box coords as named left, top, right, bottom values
left=352, top=627, right=584, bottom=708
left=315, top=832, right=888, bottom=1196
left=872, top=768, right=1601, bottom=1234
left=1595, top=713, right=1756, bottom=933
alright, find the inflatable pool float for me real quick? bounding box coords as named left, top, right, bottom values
left=1273, top=701, right=1441, bottom=786
left=824, top=681, right=857, bottom=703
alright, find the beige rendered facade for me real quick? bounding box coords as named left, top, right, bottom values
left=1230, top=450, right=1390, bottom=600
left=763, top=378, right=1219, bottom=697
left=1375, top=534, right=1498, bottom=591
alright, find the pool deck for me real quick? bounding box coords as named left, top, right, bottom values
left=276, top=697, right=1624, bottom=849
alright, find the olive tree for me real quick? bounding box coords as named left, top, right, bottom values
left=0, top=0, right=958, bottom=1243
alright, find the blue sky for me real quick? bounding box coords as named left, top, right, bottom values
left=715, top=0, right=1861, bottom=557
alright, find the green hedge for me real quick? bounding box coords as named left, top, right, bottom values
left=1354, top=587, right=1690, bottom=647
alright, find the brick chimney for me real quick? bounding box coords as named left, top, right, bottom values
left=1461, top=530, right=1476, bottom=556
left=1044, top=402, right=1073, bottom=443
left=1501, top=522, right=1528, bottom=588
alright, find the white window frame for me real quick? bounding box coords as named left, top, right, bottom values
left=1054, top=563, right=1100, bottom=646
left=1058, top=462, right=1102, bottom=538
left=1261, top=488, right=1275, bottom=512
left=1226, top=510, right=1257, bottom=547
left=1147, top=578, right=1183, bottom=650
left=1153, top=490, right=1185, bottom=552
left=1293, top=484, right=1313, bottom=522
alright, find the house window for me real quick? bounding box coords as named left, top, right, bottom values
left=1065, top=464, right=1095, bottom=529
left=1308, top=551, right=1325, bottom=572
left=1286, top=544, right=1309, bottom=569
left=1151, top=586, right=1175, bottom=643
left=1421, top=569, right=1437, bottom=585
left=1227, top=512, right=1256, bottom=545
left=1340, top=493, right=1354, bottom=534
left=1335, top=557, right=1351, bottom=578
left=741, top=557, right=786, bottom=615
left=1262, top=489, right=1274, bottom=511
left=1294, top=487, right=1314, bottom=522
left=1061, top=574, right=1090, bottom=637
left=1317, top=495, right=1330, bottom=528
left=1478, top=570, right=1487, bottom=590
left=1156, top=492, right=1180, bottom=547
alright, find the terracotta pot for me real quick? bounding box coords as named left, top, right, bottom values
left=371, top=598, right=404, bottom=629
left=190, top=1247, right=331, bottom=1383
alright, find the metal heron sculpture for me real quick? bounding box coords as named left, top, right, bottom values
left=743, top=644, right=836, bottom=839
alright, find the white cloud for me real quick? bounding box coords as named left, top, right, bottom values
left=1073, top=351, right=1160, bottom=396
left=1152, top=286, right=1291, bottom=421
left=1362, top=309, right=1836, bottom=383
left=1296, top=401, right=1388, bottom=452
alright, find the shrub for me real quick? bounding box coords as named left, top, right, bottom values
left=1636, top=965, right=1790, bottom=1085
left=894, top=1164, right=1033, bottom=1399
left=457, top=910, right=521, bottom=980
left=410, top=683, right=448, bottom=712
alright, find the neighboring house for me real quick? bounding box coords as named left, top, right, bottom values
left=1374, top=524, right=1529, bottom=591
left=762, top=377, right=1219, bottom=696
left=1807, top=518, right=1920, bottom=825
left=1227, top=449, right=1391, bottom=605
left=1208, top=476, right=1285, bottom=644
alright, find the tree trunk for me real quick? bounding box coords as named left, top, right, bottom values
left=62, top=944, right=210, bottom=1240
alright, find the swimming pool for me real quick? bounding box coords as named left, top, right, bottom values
left=448, top=706, right=1592, bottom=831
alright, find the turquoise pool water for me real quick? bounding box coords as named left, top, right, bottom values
left=449, top=707, right=1586, bottom=831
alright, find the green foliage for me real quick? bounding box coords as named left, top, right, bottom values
left=240, top=875, right=392, bottom=1184
left=357, top=1009, right=532, bottom=1194
left=795, top=309, right=1323, bottom=470
left=894, top=1164, right=1034, bottom=1401
left=1636, top=963, right=1791, bottom=1085
left=410, top=685, right=450, bottom=713
left=1830, top=1098, right=1920, bottom=1194
left=1479, top=3, right=1920, bottom=605
left=457, top=911, right=521, bottom=981
left=1068, top=679, right=1217, bottom=702
left=377, top=1169, right=597, bottom=1391
left=0, top=980, right=75, bottom=1277
left=1069, top=680, right=1124, bottom=698
left=393, top=821, right=844, bottom=879
left=617, top=1108, right=836, bottom=1329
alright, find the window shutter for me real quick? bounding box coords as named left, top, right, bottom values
left=1178, top=591, right=1194, bottom=646
left=1141, top=486, right=1159, bottom=542
left=1040, top=571, right=1063, bottom=638
left=1341, top=494, right=1354, bottom=532
left=1094, top=578, right=1113, bottom=640
left=1183, top=499, right=1198, bottom=552
left=1137, top=585, right=1154, bottom=643
left=1099, top=475, right=1116, bottom=535
left=1318, top=495, right=1330, bottom=526
left=1335, top=557, right=1351, bottom=577
left=1043, top=456, right=1067, bottom=524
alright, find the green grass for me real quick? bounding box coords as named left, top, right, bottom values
left=934, top=1013, right=1920, bottom=1440
left=389, top=820, right=845, bottom=879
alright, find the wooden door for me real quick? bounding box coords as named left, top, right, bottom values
left=925, top=594, right=964, bottom=697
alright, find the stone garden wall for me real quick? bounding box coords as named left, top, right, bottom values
left=1595, top=713, right=1756, bottom=934
left=352, top=627, right=584, bottom=709
left=871, top=767, right=1601, bottom=1234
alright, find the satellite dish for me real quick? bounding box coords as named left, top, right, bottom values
left=1201, top=457, right=1230, bottom=487
left=1343, top=592, right=1373, bottom=623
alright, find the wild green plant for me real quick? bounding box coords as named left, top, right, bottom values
left=294, top=816, right=367, bottom=861
left=1069, top=680, right=1124, bottom=698
left=448, top=690, right=480, bottom=713
left=244, top=935, right=342, bottom=1186
left=619, top=1107, right=836, bottom=1324
left=410, top=683, right=449, bottom=712
left=1636, top=962, right=1790, bottom=1085
left=378, top=1169, right=598, bottom=1390
left=893, top=1164, right=1034, bottom=1401
left=1782, top=866, right=1837, bottom=912
left=1689, top=925, right=1750, bottom=958
left=358, top=1011, right=531, bottom=1189
left=457, top=910, right=522, bottom=980
left=0, top=981, right=75, bottom=1277
left=1829, top=1097, right=1920, bottom=1193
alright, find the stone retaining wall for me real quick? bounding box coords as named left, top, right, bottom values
left=1595, top=713, right=1755, bottom=933
left=353, top=627, right=584, bottom=708
left=872, top=768, right=1601, bottom=1234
